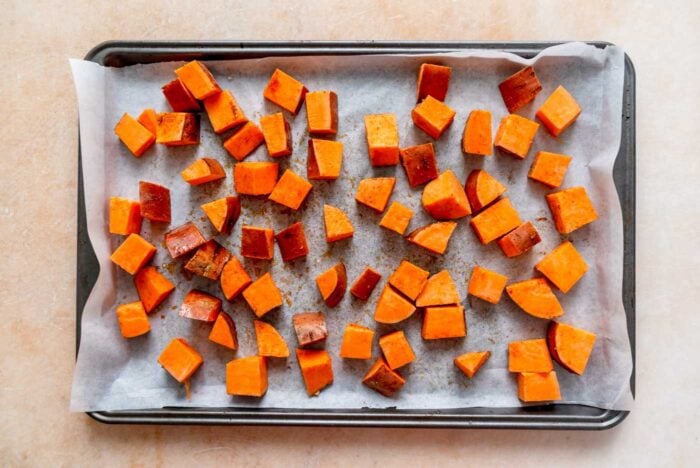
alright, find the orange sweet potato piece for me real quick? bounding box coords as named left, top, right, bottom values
left=116, top=301, right=150, bottom=338
left=547, top=321, right=597, bottom=375
left=234, top=162, right=279, bottom=195
left=226, top=356, right=267, bottom=397
left=139, top=181, right=171, bottom=223
left=158, top=338, right=203, bottom=383
left=498, top=66, right=542, bottom=113
left=422, top=170, right=471, bottom=220
left=339, top=323, right=375, bottom=359
left=506, top=278, right=563, bottom=319
left=546, top=186, right=598, bottom=234
left=181, top=158, right=226, bottom=186
left=517, top=371, right=561, bottom=402
left=399, top=143, right=439, bottom=187
left=536, top=85, right=581, bottom=137
left=208, top=311, right=238, bottom=350
left=240, top=226, right=274, bottom=260
left=494, top=114, right=539, bottom=159
left=465, top=169, right=507, bottom=213
left=268, top=169, right=312, bottom=210
left=497, top=221, right=541, bottom=258
left=462, top=110, right=492, bottom=155
left=203, top=90, right=247, bottom=134
left=134, top=266, right=175, bottom=313
left=220, top=256, right=252, bottom=301
left=416, top=269, right=461, bottom=307
left=184, top=240, right=231, bottom=280
left=164, top=222, right=206, bottom=258
left=308, top=139, right=343, bottom=180
left=254, top=320, right=290, bottom=358
left=260, top=112, right=292, bottom=157
left=363, top=358, right=405, bottom=397
left=388, top=260, right=429, bottom=301
left=305, top=90, right=338, bottom=135
left=174, top=60, right=221, bottom=100
left=242, top=273, right=283, bottom=317
left=417, top=63, right=451, bottom=102
left=379, top=201, right=413, bottom=235
left=109, top=197, right=142, bottom=235
left=355, top=177, right=396, bottom=213
left=323, top=204, right=354, bottom=242
left=223, top=121, right=265, bottom=161
left=406, top=221, right=457, bottom=255
left=454, top=351, right=491, bottom=378
left=156, top=112, right=200, bottom=146
left=296, top=348, right=333, bottom=396
left=137, top=108, right=158, bottom=135
left=508, top=338, right=553, bottom=372
left=110, top=234, right=156, bottom=275
left=379, top=330, right=415, bottom=370
left=467, top=266, right=507, bottom=304
left=528, top=151, right=572, bottom=189
left=316, top=263, right=347, bottom=308
left=349, top=267, right=382, bottom=301
left=469, top=197, right=521, bottom=244
left=365, top=113, right=399, bottom=166
left=373, top=285, right=416, bottom=324
left=162, top=78, right=201, bottom=112
left=412, top=95, right=456, bottom=139
left=179, top=289, right=222, bottom=322
left=422, top=305, right=466, bottom=340
left=114, top=113, right=155, bottom=157
left=293, top=311, right=328, bottom=347
left=536, top=241, right=588, bottom=293
left=275, top=222, right=309, bottom=262
left=201, top=196, right=240, bottom=234
left=263, top=68, right=308, bottom=114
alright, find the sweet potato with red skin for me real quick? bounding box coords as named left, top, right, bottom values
left=268, top=169, right=312, bottom=210
left=240, top=226, right=274, bottom=260
left=158, top=338, right=203, bottom=383
left=234, top=162, right=279, bottom=196
left=365, top=113, right=399, bottom=166
left=162, top=78, right=200, bottom=112
left=164, top=222, right=206, bottom=258
left=399, top=142, right=439, bottom=187
left=469, top=197, right=521, bottom=244
left=547, top=321, right=597, bottom=375
left=203, top=90, right=247, bottom=134
left=417, top=63, right=451, bottom=102
left=293, top=312, right=328, bottom=347
left=379, top=201, right=413, bottom=235
left=115, top=113, right=155, bottom=157
left=110, top=234, right=156, bottom=275
left=349, top=267, right=382, bottom=301
left=422, top=170, right=471, bottom=220
left=465, top=169, right=507, bottom=213
left=185, top=240, right=231, bottom=280
left=462, top=110, right=492, bottom=155
left=181, top=158, right=226, bottom=186
left=412, top=95, right=456, bottom=139
left=388, top=260, right=429, bottom=301
left=296, top=348, right=333, bottom=396
left=260, top=112, right=292, bottom=157
left=139, top=181, right=171, bottom=223
left=275, top=222, right=309, bottom=262
left=535, top=241, right=588, bottom=293
left=323, top=204, right=354, bottom=242
left=546, top=186, right=598, bottom=234
left=109, top=197, right=142, bottom=235
left=415, top=269, right=461, bottom=307
left=226, top=356, right=267, bottom=397
left=174, top=60, right=221, bottom=100
left=306, top=91, right=338, bottom=135
left=363, top=358, right=405, bottom=397
left=254, top=320, right=290, bottom=358
left=263, top=68, right=307, bottom=114
left=201, top=196, right=240, bottom=234
left=422, top=305, right=466, bottom=340
left=494, top=114, right=539, bottom=159
left=373, top=285, right=416, bottom=324
left=508, top=339, right=553, bottom=373
left=497, top=221, right=541, bottom=257
left=454, top=351, right=491, bottom=378
left=223, top=121, right=265, bottom=161
left=308, top=139, right=343, bottom=180
left=355, top=177, right=396, bottom=213
left=467, top=266, right=507, bottom=304
left=179, top=290, right=222, bottom=322
left=134, top=266, right=175, bottom=313
left=156, top=113, right=200, bottom=146
left=339, top=324, right=375, bottom=359
left=220, top=256, right=251, bottom=301
left=116, top=301, right=150, bottom=338
left=498, top=66, right=542, bottom=113
left=506, top=278, right=563, bottom=319
left=208, top=312, right=238, bottom=350
left=315, top=263, right=347, bottom=307
left=536, top=85, right=581, bottom=137
left=137, top=108, right=158, bottom=135
left=406, top=221, right=456, bottom=255
left=379, top=330, right=415, bottom=370
left=528, top=151, right=572, bottom=189
left=518, top=371, right=561, bottom=402
left=242, top=273, right=283, bottom=318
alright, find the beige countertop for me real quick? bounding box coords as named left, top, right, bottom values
left=1, top=0, right=699, bottom=466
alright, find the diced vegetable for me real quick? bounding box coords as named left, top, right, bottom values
left=373, top=285, right=416, bottom=324
left=415, top=269, right=461, bottom=307
left=517, top=371, right=561, bottom=402
left=174, top=60, right=221, bottom=99
left=226, top=356, right=267, bottom=397
left=378, top=330, right=415, bottom=370
left=506, top=278, right=563, bottom=319
left=158, top=338, right=203, bottom=383
left=497, top=221, right=541, bottom=257
left=139, top=181, right=171, bottom=223
left=201, top=196, right=240, bottom=234
left=233, top=161, right=279, bottom=196
left=498, top=66, right=542, bottom=113
left=110, top=233, right=156, bottom=275
left=454, top=351, right=491, bottom=378
left=219, top=256, right=252, bottom=301
left=275, top=222, right=309, bottom=262
left=339, top=323, right=375, bottom=359
left=315, top=263, right=347, bottom=308
left=462, top=109, right=492, bottom=155
left=109, top=197, right=142, bottom=235
left=179, top=289, right=222, bottom=322
left=508, top=338, right=553, bottom=373
left=421, top=305, right=466, bottom=340
left=465, top=169, right=507, bottom=213
left=528, top=151, right=572, bottom=188
left=305, top=90, right=338, bottom=135
left=296, top=348, right=333, bottom=396
left=156, top=112, right=200, bottom=146
left=242, top=273, right=283, bottom=318
left=494, top=114, right=539, bottom=159
left=263, top=68, right=308, bottom=114
left=164, top=222, right=206, bottom=258
left=240, top=225, right=274, bottom=260
left=406, top=221, right=457, bottom=255
left=307, top=139, right=343, bottom=180
left=180, top=158, right=226, bottom=186
left=417, top=63, right=451, bottom=102
left=535, top=241, right=588, bottom=293
left=547, top=321, right=597, bottom=375
left=260, top=112, right=293, bottom=157
left=293, top=311, right=328, bottom=347
left=469, top=197, right=521, bottom=244
left=162, top=78, right=201, bottom=112
left=399, top=142, right=439, bottom=187
left=355, top=177, right=396, bottom=213
left=365, top=113, right=399, bottom=166
left=362, top=358, right=405, bottom=397
left=254, top=320, right=290, bottom=358
left=467, top=265, right=507, bottom=304
left=545, top=186, right=598, bottom=234
left=379, top=201, right=413, bottom=235
left=116, top=301, right=150, bottom=338
left=223, top=121, right=265, bottom=160
left=412, top=95, right=456, bottom=139
left=388, top=260, right=429, bottom=301
left=323, top=204, right=354, bottom=243
left=203, top=90, right=247, bottom=134
left=184, top=240, right=231, bottom=280
left=208, top=312, right=238, bottom=350
left=114, top=113, right=155, bottom=157
left=536, top=85, right=581, bottom=136
left=268, top=169, right=313, bottom=210
left=421, top=170, right=471, bottom=220
left=137, top=108, right=158, bottom=135
left=134, top=266, right=175, bottom=313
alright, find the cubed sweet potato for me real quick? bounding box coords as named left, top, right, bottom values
left=109, top=197, right=142, bottom=235
left=422, top=305, right=466, bottom=340
left=422, top=170, right=471, bottom=220
left=399, top=142, right=439, bottom=187
left=308, top=139, right=343, bottom=180
left=275, top=222, right=309, bottom=262
left=181, top=158, right=226, bottom=186
left=379, top=201, right=413, bottom=235
left=545, top=186, right=598, bottom=234
left=417, top=63, right=451, bottom=102
left=365, top=113, right=399, bottom=166
left=536, top=85, right=581, bottom=136
left=242, top=273, right=283, bottom=318
left=134, top=266, right=175, bottom=313
left=116, top=301, right=150, bottom=338
left=528, top=151, right=572, bottom=188
left=174, top=60, right=221, bottom=99
left=223, top=121, right=265, bottom=161
left=139, top=181, right=171, bottom=223
left=162, top=78, right=201, bottom=112
left=323, top=204, right=354, bottom=242
left=158, top=338, right=203, bottom=383
left=164, top=222, right=206, bottom=258
left=226, top=356, right=267, bottom=397
left=260, top=112, right=293, bottom=157
left=179, top=289, right=222, bottom=322
left=184, top=240, right=231, bottom=280
left=497, top=221, right=541, bottom=257
left=114, top=113, right=155, bottom=157
left=494, top=114, right=539, bottom=159
left=498, top=66, right=542, bottom=113
left=137, top=108, right=158, bottom=135
left=355, top=177, right=396, bottom=213
left=506, top=278, right=563, bottom=319
left=305, top=90, right=338, bottom=135
left=465, top=169, right=507, bottom=213
left=373, top=285, right=416, bottom=324
left=156, top=112, right=200, bottom=146
left=339, top=323, right=375, bottom=359
left=467, top=265, right=507, bottom=304
left=547, top=321, right=597, bottom=375
left=254, top=320, right=290, bottom=358
left=296, top=348, right=333, bottom=396
left=293, top=311, right=328, bottom=347
left=462, top=109, right=492, bottom=155
left=201, top=196, right=240, bottom=234
left=415, top=269, right=461, bottom=307
left=388, top=260, right=429, bottom=301
left=454, top=351, right=491, bottom=378
left=349, top=267, right=382, bottom=301
left=406, top=221, right=457, bottom=255
left=203, top=90, right=247, bottom=134
left=240, top=226, right=274, bottom=260
left=220, top=256, right=252, bottom=301
left=517, top=371, right=562, bottom=402
left=315, top=263, right=347, bottom=307
left=469, top=197, right=521, bottom=244
left=379, top=330, right=415, bottom=370
left=412, top=95, right=456, bottom=139
left=536, top=241, right=588, bottom=293
left=362, top=358, right=405, bottom=397
left=268, top=169, right=313, bottom=210
left=233, top=162, right=279, bottom=196
left=263, top=68, right=307, bottom=114
left=508, top=338, right=553, bottom=373
left=110, top=234, right=156, bottom=275
left=208, top=312, right=238, bottom=350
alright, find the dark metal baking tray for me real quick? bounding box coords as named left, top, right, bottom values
left=77, top=41, right=635, bottom=429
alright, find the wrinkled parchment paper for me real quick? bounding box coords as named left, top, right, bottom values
left=70, top=43, right=633, bottom=411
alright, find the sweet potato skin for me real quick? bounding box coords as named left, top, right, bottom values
left=201, top=196, right=240, bottom=234
left=363, top=358, right=405, bottom=397
left=465, top=169, right=507, bottom=213
left=139, top=181, right=171, bottom=223
left=399, top=143, right=439, bottom=187
left=240, top=226, right=274, bottom=260
left=179, top=289, right=222, bottom=322
left=498, top=66, right=542, bottom=113
left=497, top=221, right=541, bottom=257
left=417, top=63, right=451, bottom=102
left=349, top=267, right=382, bottom=301
left=275, top=222, right=309, bottom=262
left=156, top=112, right=200, bottom=146
left=547, top=321, right=597, bottom=375
left=162, top=78, right=201, bottom=112
left=164, top=222, right=206, bottom=258
left=184, top=240, right=231, bottom=280
left=315, top=263, right=347, bottom=307
left=293, top=312, right=328, bottom=347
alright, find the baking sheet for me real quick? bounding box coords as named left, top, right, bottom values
left=70, top=42, right=633, bottom=411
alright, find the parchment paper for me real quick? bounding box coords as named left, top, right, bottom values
left=70, top=42, right=633, bottom=411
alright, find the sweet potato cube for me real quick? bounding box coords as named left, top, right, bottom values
left=137, top=108, right=158, bottom=135
left=201, top=196, right=241, bottom=234
left=517, top=371, right=561, bottom=402
left=355, top=177, right=396, bottom=213
left=184, top=240, right=231, bottom=280
left=208, top=312, right=238, bottom=350
left=415, top=269, right=461, bottom=307
left=528, top=151, right=572, bottom=188
left=467, top=266, right=507, bottom=304
left=110, top=234, right=156, bottom=275
left=547, top=321, right=597, bottom=375
left=417, top=63, right=451, bottom=102
left=422, top=305, right=466, bottom=340
left=363, top=358, right=405, bottom=397
left=365, top=113, right=399, bottom=166
left=223, top=121, right=264, bottom=161
left=406, top=221, right=457, bottom=255
left=203, top=90, right=247, bottom=134
left=226, top=356, right=267, bottom=397
left=293, top=312, right=328, bottom=347
left=508, top=338, right=553, bottom=373
left=536, top=85, right=581, bottom=137
left=242, top=273, right=283, bottom=317
left=158, top=338, right=203, bottom=383
left=498, top=66, right=542, bottom=113
left=412, top=96, right=456, bottom=139
left=114, top=113, right=155, bottom=157
left=494, top=114, right=539, bottom=159
left=240, top=226, right=274, bottom=260
left=116, top=301, right=150, bottom=338
left=379, top=330, right=415, bottom=370
left=454, top=351, right=491, bottom=378
left=305, top=90, right=338, bottom=135
left=469, top=197, right=521, bottom=244
left=374, top=285, right=416, bottom=324
left=263, top=68, right=308, bottom=114
left=422, top=170, right=471, bottom=220
left=546, top=186, right=598, bottom=234
left=399, top=143, right=439, bottom=187
left=162, top=78, right=201, bottom=112
left=275, top=222, right=309, bottom=262
left=254, top=320, right=290, bottom=358
left=536, top=241, right=588, bottom=293
left=179, top=289, right=222, bottom=322
left=388, top=260, right=429, bottom=301
left=323, top=204, right=354, bottom=242
left=379, top=202, right=413, bottom=235
left=268, top=169, right=312, bottom=210
left=462, top=110, right=492, bottom=155
left=164, top=222, right=206, bottom=258
left=465, top=169, right=507, bottom=213
left=506, top=278, right=563, bottom=319
left=134, top=266, right=175, bottom=313
left=220, top=256, right=251, bottom=301
left=260, top=112, right=292, bottom=157
left=109, top=197, right=142, bottom=235
left=497, top=221, right=541, bottom=257
left=139, top=181, right=171, bottom=223
left=308, top=139, right=343, bottom=180
left=339, top=323, right=375, bottom=359
left=296, top=348, right=333, bottom=396
left=181, top=158, right=226, bottom=186
left=156, top=112, right=200, bottom=146
left=234, top=162, right=279, bottom=195
left=349, top=267, right=382, bottom=301
left=174, top=60, right=221, bottom=100
left=316, top=263, right=347, bottom=307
